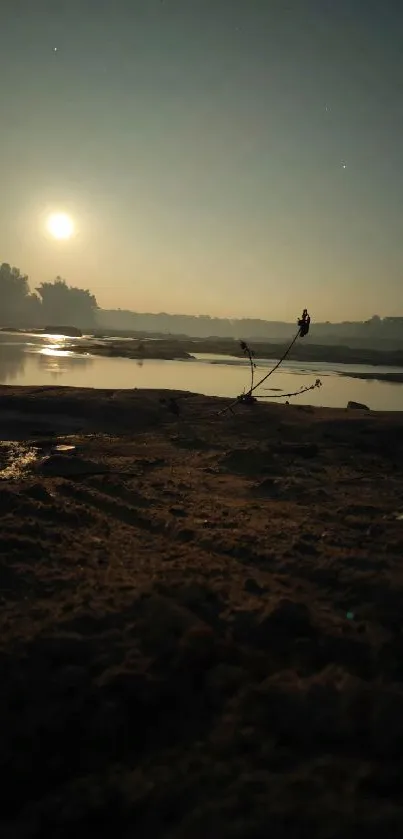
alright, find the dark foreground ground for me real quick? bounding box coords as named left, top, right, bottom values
left=1, top=386, right=403, bottom=838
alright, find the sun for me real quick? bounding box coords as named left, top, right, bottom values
left=46, top=212, right=74, bottom=240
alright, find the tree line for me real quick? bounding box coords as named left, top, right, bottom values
left=0, top=263, right=98, bottom=329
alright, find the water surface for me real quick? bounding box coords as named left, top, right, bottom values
left=1, top=332, right=403, bottom=411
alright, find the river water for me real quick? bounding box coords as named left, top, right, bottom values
left=1, top=332, right=403, bottom=411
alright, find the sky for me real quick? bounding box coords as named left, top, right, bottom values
left=0, top=0, right=402, bottom=321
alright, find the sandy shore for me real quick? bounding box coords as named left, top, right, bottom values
left=1, top=386, right=403, bottom=837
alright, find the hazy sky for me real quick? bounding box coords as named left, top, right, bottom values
left=1, top=0, right=402, bottom=320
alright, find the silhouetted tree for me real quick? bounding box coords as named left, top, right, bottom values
left=25, top=293, right=43, bottom=324
left=0, top=263, right=32, bottom=324
left=36, top=277, right=98, bottom=328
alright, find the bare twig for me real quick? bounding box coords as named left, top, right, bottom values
left=248, top=329, right=299, bottom=395
left=240, top=340, right=256, bottom=392
left=217, top=309, right=311, bottom=417
left=258, top=378, right=322, bottom=400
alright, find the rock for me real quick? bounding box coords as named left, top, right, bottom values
left=89, top=698, right=127, bottom=742
left=205, top=664, right=247, bottom=704
left=33, top=634, right=92, bottom=666
left=178, top=624, right=216, bottom=671
left=231, top=609, right=257, bottom=643
left=0, top=488, right=18, bottom=513
left=293, top=538, right=319, bottom=556
left=276, top=442, right=318, bottom=458
left=311, top=632, right=373, bottom=679
left=175, top=583, right=224, bottom=627
left=24, top=484, right=52, bottom=502
left=243, top=674, right=313, bottom=743
left=136, top=593, right=200, bottom=654
left=253, top=599, right=315, bottom=648
left=370, top=687, right=403, bottom=756
left=244, top=669, right=368, bottom=746
left=252, top=477, right=282, bottom=497
left=244, top=577, right=265, bottom=595
left=161, top=396, right=181, bottom=416
left=177, top=528, right=195, bottom=542
left=379, top=637, right=403, bottom=681
left=232, top=599, right=315, bottom=649
left=35, top=455, right=109, bottom=477
left=347, top=400, right=370, bottom=410
left=359, top=764, right=402, bottom=798
left=54, top=665, right=89, bottom=694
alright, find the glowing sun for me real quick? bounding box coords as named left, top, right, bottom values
left=46, top=212, right=74, bottom=240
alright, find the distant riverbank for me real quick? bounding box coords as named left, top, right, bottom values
left=3, top=327, right=403, bottom=370
left=339, top=370, right=403, bottom=383
left=63, top=338, right=193, bottom=361
left=63, top=335, right=403, bottom=369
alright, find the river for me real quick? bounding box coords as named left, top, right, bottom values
left=1, top=332, right=403, bottom=411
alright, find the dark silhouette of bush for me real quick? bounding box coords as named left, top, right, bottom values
left=37, top=278, right=98, bottom=329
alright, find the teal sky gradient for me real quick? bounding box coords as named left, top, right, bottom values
left=1, top=0, right=402, bottom=319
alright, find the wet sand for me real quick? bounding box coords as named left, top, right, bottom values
left=1, top=386, right=403, bottom=837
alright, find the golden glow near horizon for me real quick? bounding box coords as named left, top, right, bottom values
left=46, top=212, right=74, bottom=240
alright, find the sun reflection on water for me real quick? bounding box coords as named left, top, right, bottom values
left=40, top=347, right=77, bottom=357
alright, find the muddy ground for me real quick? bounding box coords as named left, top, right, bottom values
left=1, top=386, right=403, bottom=838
